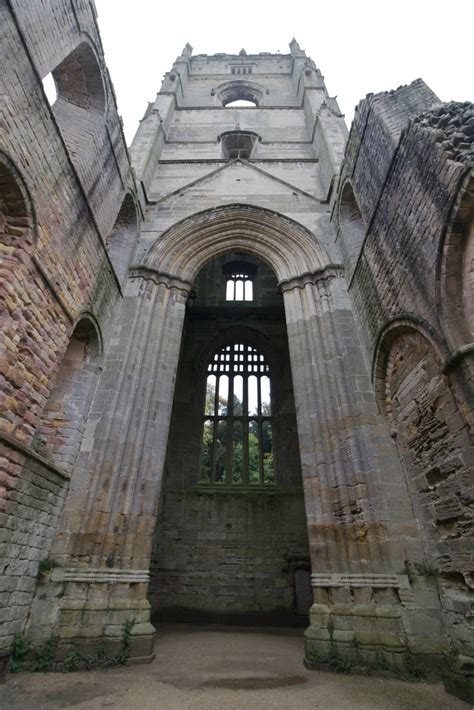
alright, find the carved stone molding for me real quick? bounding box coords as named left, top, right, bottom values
left=311, top=572, right=410, bottom=589
left=128, top=265, right=192, bottom=296
left=279, top=264, right=344, bottom=293
left=52, top=567, right=150, bottom=584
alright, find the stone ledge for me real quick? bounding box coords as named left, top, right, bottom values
left=51, top=567, right=149, bottom=584
left=311, top=573, right=410, bottom=589
left=0, top=431, right=71, bottom=481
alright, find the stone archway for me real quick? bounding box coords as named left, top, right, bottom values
left=46, top=204, right=445, bottom=670
left=148, top=249, right=311, bottom=625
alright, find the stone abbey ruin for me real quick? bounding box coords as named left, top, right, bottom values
left=0, top=1, right=473, bottom=703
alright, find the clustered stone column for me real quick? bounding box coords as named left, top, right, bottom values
left=27, top=267, right=191, bottom=659
left=281, top=267, right=448, bottom=670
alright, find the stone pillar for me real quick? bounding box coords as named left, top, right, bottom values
left=281, top=267, right=448, bottom=671
left=27, top=267, right=191, bottom=661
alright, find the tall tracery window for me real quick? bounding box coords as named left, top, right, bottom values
left=201, top=343, right=274, bottom=485
left=223, top=261, right=255, bottom=301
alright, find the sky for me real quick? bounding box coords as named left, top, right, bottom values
left=94, top=0, right=473, bottom=145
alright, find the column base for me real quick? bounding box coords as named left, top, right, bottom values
left=443, top=655, right=474, bottom=704
left=52, top=621, right=156, bottom=670
left=443, top=671, right=474, bottom=705
left=24, top=568, right=156, bottom=671
left=304, top=601, right=449, bottom=678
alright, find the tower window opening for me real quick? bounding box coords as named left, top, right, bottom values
left=230, top=66, right=253, bottom=76
left=224, top=98, right=257, bottom=107
left=200, top=343, right=273, bottom=485
left=226, top=272, right=253, bottom=301
left=223, top=260, right=256, bottom=301
left=220, top=131, right=259, bottom=160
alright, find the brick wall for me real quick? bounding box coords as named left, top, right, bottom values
left=0, top=0, right=140, bottom=659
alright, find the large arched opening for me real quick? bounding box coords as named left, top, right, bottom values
left=141, top=205, right=329, bottom=625
left=45, top=204, right=428, bottom=669
left=149, top=249, right=312, bottom=624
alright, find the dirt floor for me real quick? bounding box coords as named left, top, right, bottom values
left=0, top=624, right=471, bottom=710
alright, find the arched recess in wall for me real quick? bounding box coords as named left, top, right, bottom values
left=45, top=41, right=106, bottom=184
left=373, top=319, right=473, bottom=581
left=0, top=152, right=35, bottom=250
left=437, top=173, right=474, bottom=348
left=143, top=203, right=330, bottom=283
left=0, top=153, right=36, bottom=440
left=34, top=316, right=101, bottom=474
left=337, top=180, right=366, bottom=280
left=216, top=81, right=265, bottom=107
left=106, top=193, right=139, bottom=285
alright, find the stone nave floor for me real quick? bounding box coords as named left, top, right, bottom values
left=0, top=624, right=470, bottom=710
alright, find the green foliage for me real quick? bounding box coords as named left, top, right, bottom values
left=10, top=620, right=136, bottom=675
left=62, top=619, right=135, bottom=672
left=370, top=657, right=390, bottom=672
left=405, top=652, right=425, bottom=680
left=115, top=618, right=134, bottom=664
left=327, top=617, right=334, bottom=638
left=62, top=647, right=82, bottom=673
left=405, top=559, right=439, bottom=584
left=37, top=558, right=59, bottom=580
left=28, top=636, right=58, bottom=672
left=9, top=633, right=30, bottom=673
left=443, top=647, right=460, bottom=672
left=201, top=379, right=274, bottom=483
left=414, top=561, right=439, bottom=579
left=309, top=648, right=352, bottom=674
left=11, top=634, right=58, bottom=673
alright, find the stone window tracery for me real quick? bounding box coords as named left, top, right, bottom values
left=200, top=343, right=274, bottom=485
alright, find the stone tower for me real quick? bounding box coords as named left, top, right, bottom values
left=0, top=3, right=473, bottom=702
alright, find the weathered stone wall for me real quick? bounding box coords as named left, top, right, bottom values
left=0, top=0, right=140, bottom=663
left=0, top=436, right=69, bottom=656
left=335, top=86, right=474, bottom=691
left=1, top=11, right=471, bottom=700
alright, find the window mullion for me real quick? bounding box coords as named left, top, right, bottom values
left=257, top=375, right=264, bottom=484
left=243, top=373, right=249, bottom=483
left=210, top=375, right=220, bottom=482
left=225, top=375, right=234, bottom=483
left=210, top=417, right=218, bottom=483
left=201, top=344, right=273, bottom=486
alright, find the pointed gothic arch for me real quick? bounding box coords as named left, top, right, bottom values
left=144, top=203, right=331, bottom=283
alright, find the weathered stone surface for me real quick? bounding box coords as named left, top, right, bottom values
left=0, top=5, right=472, bottom=705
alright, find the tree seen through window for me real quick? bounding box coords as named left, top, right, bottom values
left=200, top=343, right=273, bottom=484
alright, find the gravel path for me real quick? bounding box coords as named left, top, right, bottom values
left=1, top=625, right=470, bottom=710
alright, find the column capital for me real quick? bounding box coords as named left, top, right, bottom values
left=129, top=265, right=193, bottom=296
left=278, top=264, right=344, bottom=294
